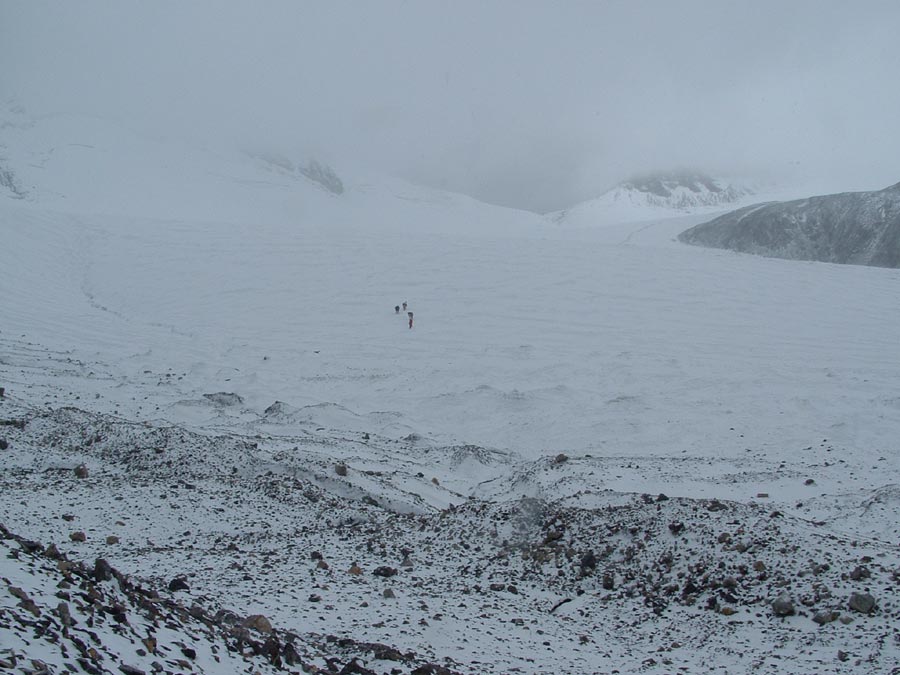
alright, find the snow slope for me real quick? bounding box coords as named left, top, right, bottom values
left=2, top=109, right=900, bottom=674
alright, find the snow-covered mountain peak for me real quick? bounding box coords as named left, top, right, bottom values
left=552, top=169, right=754, bottom=227
left=618, top=169, right=748, bottom=205
left=0, top=109, right=544, bottom=234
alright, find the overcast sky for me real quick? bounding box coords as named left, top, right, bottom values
left=3, top=1, right=899, bottom=212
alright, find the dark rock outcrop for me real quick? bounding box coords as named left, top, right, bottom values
left=679, top=182, right=900, bottom=268
left=299, top=159, right=344, bottom=195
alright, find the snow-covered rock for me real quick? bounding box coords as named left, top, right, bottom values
left=678, top=181, right=900, bottom=268
left=552, top=169, right=753, bottom=227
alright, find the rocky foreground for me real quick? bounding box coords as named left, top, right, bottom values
left=2, top=399, right=899, bottom=674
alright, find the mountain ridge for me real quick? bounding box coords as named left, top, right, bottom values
left=551, top=169, right=754, bottom=227
left=678, top=181, right=900, bottom=268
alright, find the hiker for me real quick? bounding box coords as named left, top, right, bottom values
left=395, top=305, right=400, bottom=314
left=402, top=301, right=408, bottom=311
left=408, top=311, right=414, bottom=329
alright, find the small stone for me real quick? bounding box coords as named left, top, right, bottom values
left=848, top=592, right=876, bottom=614
left=849, top=565, right=870, bottom=581
left=0, top=439, right=7, bottom=450
left=180, top=648, right=196, bottom=660
left=580, top=551, right=597, bottom=571
left=308, top=594, right=322, bottom=603
left=554, top=453, right=569, bottom=464
left=756, top=492, right=769, bottom=499
left=804, top=478, right=815, bottom=485
left=837, top=650, right=849, bottom=662
left=74, top=464, right=89, bottom=479
left=668, top=522, right=685, bottom=535
left=431, top=477, right=440, bottom=485
left=106, top=535, right=120, bottom=545
left=45, top=543, right=62, bottom=559
left=373, top=566, right=397, bottom=578
left=720, top=607, right=737, bottom=616
left=348, top=563, right=363, bottom=575
left=335, top=464, right=348, bottom=477
left=62, top=514, right=75, bottom=522
left=69, top=531, right=86, bottom=543
left=383, top=588, right=396, bottom=599
left=316, top=560, right=329, bottom=570
left=372, top=645, right=403, bottom=661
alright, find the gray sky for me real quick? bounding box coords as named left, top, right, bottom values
left=3, top=1, right=899, bottom=212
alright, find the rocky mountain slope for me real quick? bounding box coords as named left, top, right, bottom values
left=678, top=182, right=900, bottom=268
left=2, top=395, right=899, bottom=675
left=552, top=170, right=753, bottom=227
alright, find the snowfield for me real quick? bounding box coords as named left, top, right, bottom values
left=1, top=110, right=899, bottom=674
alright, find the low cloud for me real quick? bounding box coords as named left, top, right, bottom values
left=2, top=1, right=898, bottom=211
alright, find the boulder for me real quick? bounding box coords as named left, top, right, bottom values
left=167, top=577, right=190, bottom=592
left=813, top=610, right=840, bottom=625
left=771, top=593, right=795, bottom=617
left=242, top=614, right=273, bottom=634
left=848, top=592, right=876, bottom=614
left=93, top=558, right=114, bottom=582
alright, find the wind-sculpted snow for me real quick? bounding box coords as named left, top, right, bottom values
left=678, top=182, right=900, bottom=268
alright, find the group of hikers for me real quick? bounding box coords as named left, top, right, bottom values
left=394, top=301, right=414, bottom=328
